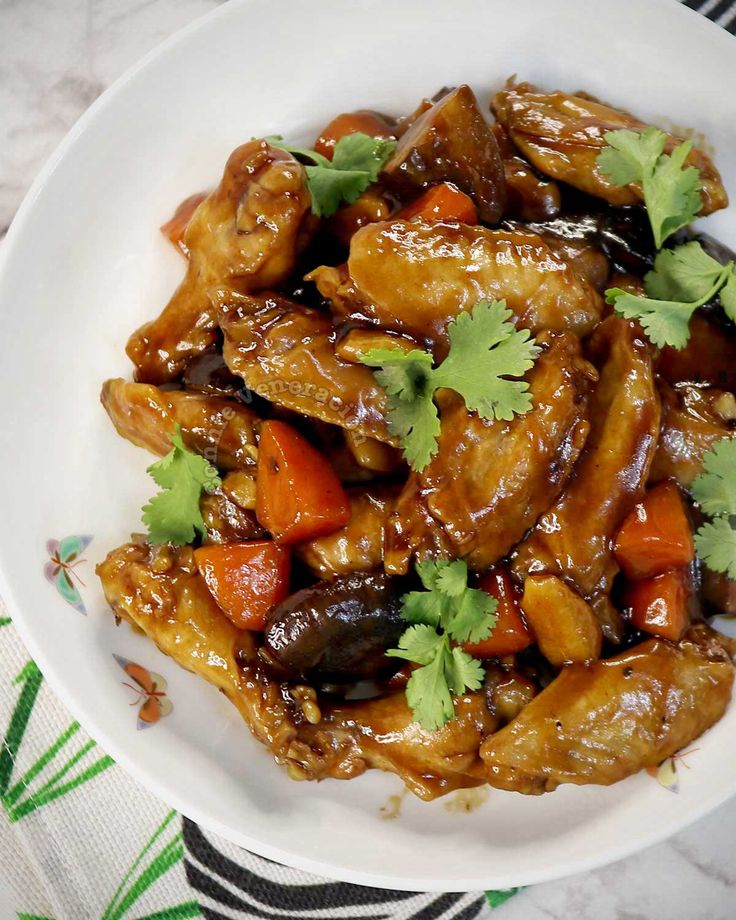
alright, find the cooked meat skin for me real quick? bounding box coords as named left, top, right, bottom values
left=96, top=542, right=306, bottom=758
left=294, top=691, right=495, bottom=801
left=101, top=378, right=258, bottom=471
left=650, top=383, right=735, bottom=489
left=386, top=333, right=596, bottom=573
left=492, top=123, right=561, bottom=222
left=296, top=485, right=399, bottom=579
left=481, top=625, right=734, bottom=794
left=514, top=317, right=661, bottom=599
left=383, top=85, right=505, bottom=223
left=492, top=81, right=727, bottom=215
left=311, top=220, right=603, bottom=347
left=219, top=294, right=396, bottom=444
left=127, top=141, right=312, bottom=384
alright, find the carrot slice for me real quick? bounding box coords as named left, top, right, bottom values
left=626, top=567, right=690, bottom=642
left=613, top=480, right=694, bottom=581
left=314, top=111, right=394, bottom=160
left=160, top=192, right=207, bottom=257
left=194, top=541, right=291, bottom=630
left=398, top=182, right=478, bottom=224
left=256, top=420, right=351, bottom=544
left=464, top=568, right=533, bottom=658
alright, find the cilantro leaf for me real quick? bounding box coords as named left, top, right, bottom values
left=405, top=646, right=455, bottom=731
left=267, top=132, right=396, bottom=217
left=598, top=128, right=702, bottom=248
left=605, top=241, right=734, bottom=349
left=386, top=559, right=497, bottom=730
left=141, top=426, right=221, bottom=546
left=691, top=437, right=736, bottom=517
left=695, top=517, right=736, bottom=580
left=720, top=270, right=736, bottom=322
left=361, top=300, right=539, bottom=471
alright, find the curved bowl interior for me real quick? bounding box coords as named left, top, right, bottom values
left=1, top=0, right=735, bottom=892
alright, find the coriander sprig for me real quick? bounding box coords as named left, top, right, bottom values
left=692, top=437, right=736, bottom=579
left=267, top=132, right=396, bottom=217
left=360, top=300, right=540, bottom=472
left=142, top=425, right=221, bottom=546
left=597, top=127, right=701, bottom=249
left=606, top=241, right=736, bottom=349
left=387, top=559, right=497, bottom=731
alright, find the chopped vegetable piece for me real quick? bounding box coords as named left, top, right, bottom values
left=626, top=567, right=690, bottom=642
left=597, top=127, right=702, bottom=249
left=464, top=569, right=532, bottom=658
left=386, top=559, right=497, bottom=730
left=613, top=481, right=694, bottom=580
left=160, top=192, right=207, bottom=257
left=692, top=436, right=736, bottom=579
left=142, top=425, right=221, bottom=546
left=360, top=299, right=540, bottom=471
left=520, top=575, right=602, bottom=666
left=314, top=110, right=394, bottom=160
left=398, top=183, right=478, bottom=224
left=268, top=132, right=397, bottom=217
left=256, top=420, right=351, bottom=544
left=194, top=541, right=291, bottom=630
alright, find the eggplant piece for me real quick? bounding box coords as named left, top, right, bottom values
left=263, top=571, right=404, bottom=681
left=382, top=85, right=505, bottom=223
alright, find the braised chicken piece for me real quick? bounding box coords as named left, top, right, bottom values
left=312, top=220, right=603, bottom=347
left=200, top=472, right=264, bottom=545
left=293, top=692, right=495, bottom=801
left=127, top=141, right=313, bottom=384
left=650, top=383, right=736, bottom=489
left=101, top=378, right=258, bottom=471
left=514, top=317, right=661, bottom=600
left=97, top=542, right=308, bottom=759
left=386, top=333, right=595, bottom=572
left=219, top=294, right=395, bottom=444
left=481, top=625, right=734, bottom=794
left=658, top=313, right=736, bottom=392
left=296, top=485, right=399, bottom=579
left=520, top=575, right=602, bottom=666
left=382, top=85, right=506, bottom=223
left=492, top=81, right=728, bottom=215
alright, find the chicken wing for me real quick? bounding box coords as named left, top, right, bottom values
left=481, top=625, right=734, bottom=794
left=492, top=81, right=727, bottom=214
left=293, top=691, right=495, bottom=801
left=101, top=378, right=258, bottom=471
left=386, top=332, right=595, bottom=573
left=127, top=141, right=313, bottom=384
left=219, top=294, right=396, bottom=444
left=513, top=317, right=661, bottom=599
left=310, top=220, right=603, bottom=348
left=650, top=383, right=735, bottom=489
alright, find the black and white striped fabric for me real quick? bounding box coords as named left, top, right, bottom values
left=681, top=0, right=736, bottom=33
left=181, top=4, right=734, bottom=917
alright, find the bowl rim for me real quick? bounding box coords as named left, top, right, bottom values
left=1, top=0, right=736, bottom=892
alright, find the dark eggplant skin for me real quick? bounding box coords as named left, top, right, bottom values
left=263, top=571, right=404, bottom=682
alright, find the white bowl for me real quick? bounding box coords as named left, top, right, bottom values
left=1, top=0, right=735, bottom=892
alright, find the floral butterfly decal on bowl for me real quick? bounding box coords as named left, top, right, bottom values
left=114, top=654, right=173, bottom=729
left=44, top=535, right=93, bottom=614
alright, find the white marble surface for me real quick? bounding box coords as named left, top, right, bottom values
left=1, top=0, right=736, bottom=917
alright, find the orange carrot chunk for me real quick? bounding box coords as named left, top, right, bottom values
left=613, top=480, right=694, bottom=581
left=626, top=567, right=690, bottom=643
left=194, top=541, right=291, bottom=631
left=256, top=420, right=351, bottom=544
left=314, top=111, right=394, bottom=160
left=398, top=182, right=478, bottom=225
left=464, top=568, right=533, bottom=658
left=160, top=192, right=207, bottom=257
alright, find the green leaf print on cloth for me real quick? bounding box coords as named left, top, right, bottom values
left=0, top=660, right=114, bottom=822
